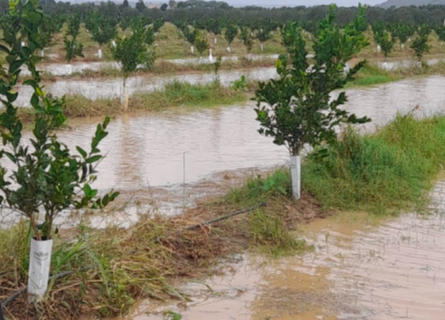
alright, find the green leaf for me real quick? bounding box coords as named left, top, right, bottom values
left=0, top=44, right=10, bottom=54
left=76, top=146, right=87, bottom=158
left=10, top=60, right=25, bottom=74
left=86, top=155, right=101, bottom=164
left=26, top=11, right=42, bottom=24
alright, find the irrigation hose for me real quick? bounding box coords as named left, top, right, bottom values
left=0, top=202, right=266, bottom=312
left=1, top=267, right=91, bottom=311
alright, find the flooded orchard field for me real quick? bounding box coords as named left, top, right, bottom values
left=1, top=75, right=444, bottom=226
left=15, top=67, right=277, bottom=106
left=45, top=75, right=445, bottom=190
left=117, top=181, right=445, bottom=320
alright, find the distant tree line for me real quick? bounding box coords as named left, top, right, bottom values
left=0, top=0, right=443, bottom=31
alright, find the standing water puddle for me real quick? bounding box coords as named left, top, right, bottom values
left=117, top=181, right=445, bottom=320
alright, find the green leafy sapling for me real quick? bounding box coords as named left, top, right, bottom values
left=111, top=20, right=147, bottom=109
left=392, top=23, right=415, bottom=50
left=374, top=28, right=395, bottom=60
left=254, top=5, right=370, bottom=200
left=87, top=11, right=117, bottom=59
left=224, top=23, right=238, bottom=53
left=195, top=33, right=209, bottom=60
left=240, top=26, right=253, bottom=56
left=183, top=26, right=198, bottom=54
left=36, top=15, right=58, bottom=58
left=411, top=24, right=431, bottom=61
left=64, top=14, right=84, bottom=64
left=255, top=21, right=273, bottom=52
left=0, top=0, right=119, bottom=242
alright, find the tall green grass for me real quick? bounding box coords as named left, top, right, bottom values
left=350, top=63, right=401, bottom=87
left=224, top=169, right=309, bottom=256
left=133, top=80, right=245, bottom=110
left=303, top=115, right=445, bottom=214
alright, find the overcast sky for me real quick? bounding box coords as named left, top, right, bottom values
left=212, top=0, right=384, bottom=7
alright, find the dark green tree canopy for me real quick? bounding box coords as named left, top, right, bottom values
left=255, top=5, right=371, bottom=156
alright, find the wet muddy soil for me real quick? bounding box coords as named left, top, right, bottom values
left=115, top=181, right=445, bottom=320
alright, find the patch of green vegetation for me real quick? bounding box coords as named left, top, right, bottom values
left=303, top=115, right=445, bottom=215
left=249, top=209, right=308, bottom=257
left=132, top=80, right=247, bottom=110
left=225, top=169, right=291, bottom=207
left=349, top=63, right=401, bottom=87
left=225, top=169, right=310, bottom=257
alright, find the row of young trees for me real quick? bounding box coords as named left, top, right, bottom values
left=176, top=20, right=277, bottom=56
left=28, top=6, right=445, bottom=64
left=372, top=21, right=445, bottom=60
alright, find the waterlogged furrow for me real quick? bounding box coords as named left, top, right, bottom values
left=15, top=67, right=278, bottom=106
left=301, top=182, right=445, bottom=319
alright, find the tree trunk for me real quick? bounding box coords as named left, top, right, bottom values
left=260, top=43, right=264, bottom=51
left=122, top=78, right=129, bottom=111
left=28, top=238, right=53, bottom=302
left=67, top=63, right=72, bottom=75
left=401, top=43, right=404, bottom=50
left=40, top=49, right=44, bottom=58
left=190, top=45, right=194, bottom=54
left=98, top=48, right=102, bottom=59
left=290, top=154, right=301, bottom=200
left=226, top=46, right=231, bottom=53
left=214, top=37, right=217, bottom=45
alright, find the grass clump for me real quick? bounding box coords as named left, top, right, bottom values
left=350, top=62, right=401, bottom=86
left=249, top=209, right=308, bottom=257
left=303, top=115, right=445, bottom=214
left=225, top=169, right=290, bottom=207
left=224, top=169, right=315, bottom=257
left=131, top=80, right=246, bottom=110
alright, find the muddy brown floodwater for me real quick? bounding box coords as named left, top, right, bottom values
left=1, top=75, right=444, bottom=226
left=41, top=75, right=445, bottom=191
left=15, top=67, right=278, bottom=106
left=113, top=181, right=445, bottom=320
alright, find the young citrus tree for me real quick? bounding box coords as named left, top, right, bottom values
left=64, top=14, right=84, bottom=67
left=110, top=20, right=147, bottom=109
left=411, top=25, right=431, bottom=61
left=374, top=28, right=395, bottom=60
left=255, top=21, right=273, bottom=52
left=182, top=26, right=198, bottom=54
left=224, top=23, right=238, bottom=53
left=208, top=18, right=222, bottom=45
left=240, top=26, right=253, bottom=56
left=87, top=11, right=117, bottom=59
left=254, top=5, right=370, bottom=200
left=36, top=15, right=58, bottom=58
left=0, top=0, right=118, bottom=300
left=435, top=25, right=445, bottom=43
left=392, top=23, right=415, bottom=50
left=195, top=33, right=209, bottom=61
